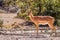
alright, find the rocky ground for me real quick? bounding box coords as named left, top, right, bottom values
left=0, top=33, right=60, bottom=40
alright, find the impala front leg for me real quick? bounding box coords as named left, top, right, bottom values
left=35, top=25, right=39, bottom=36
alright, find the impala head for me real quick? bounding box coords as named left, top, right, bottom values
left=28, top=10, right=33, bottom=17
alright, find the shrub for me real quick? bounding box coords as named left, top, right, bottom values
left=17, top=13, right=27, bottom=19
left=57, top=19, right=60, bottom=26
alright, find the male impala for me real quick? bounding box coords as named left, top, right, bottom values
left=28, top=10, right=56, bottom=36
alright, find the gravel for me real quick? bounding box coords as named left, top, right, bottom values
left=0, top=34, right=60, bottom=40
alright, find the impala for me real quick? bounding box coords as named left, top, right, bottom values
left=28, top=10, right=56, bottom=36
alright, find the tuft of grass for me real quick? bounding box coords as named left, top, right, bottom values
left=0, top=19, right=3, bottom=28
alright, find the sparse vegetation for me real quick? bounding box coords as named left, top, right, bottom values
left=0, top=19, right=3, bottom=28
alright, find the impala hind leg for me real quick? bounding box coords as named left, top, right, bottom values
left=48, top=23, right=56, bottom=36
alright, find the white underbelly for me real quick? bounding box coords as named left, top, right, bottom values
left=39, top=22, right=48, bottom=25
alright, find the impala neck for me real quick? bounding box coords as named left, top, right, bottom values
left=29, top=11, right=33, bottom=19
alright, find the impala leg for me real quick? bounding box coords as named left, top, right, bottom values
left=48, top=23, right=56, bottom=36
left=50, top=24, right=56, bottom=36
left=35, top=25, right=39, bottom=36
left=36, top=26, right=39, bottom=36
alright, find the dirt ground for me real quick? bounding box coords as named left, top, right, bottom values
left=0, top=34, right=60, bottom=40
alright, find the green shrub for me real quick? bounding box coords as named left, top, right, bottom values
left=17, top=13, right=27, bottom=19
left=57, top=19, right=60, bottom=26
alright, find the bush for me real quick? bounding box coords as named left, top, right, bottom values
left=57, top=19, right=60, bottom=26
left=17, top=13, right=27, bottom=19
